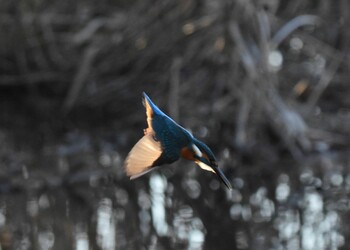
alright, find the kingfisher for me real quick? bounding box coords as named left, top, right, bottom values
left=124, top=92, right=232, bottom=189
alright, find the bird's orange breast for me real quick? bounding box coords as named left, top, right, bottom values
left=181, top=147, right=195, bottom=161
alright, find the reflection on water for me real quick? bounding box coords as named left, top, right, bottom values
left=138, top=189, right=152, bottom=237
left=96, top=198, right=116, bottom=250
left=174, top=206, right=205, bottom=249
left=148, top=174, right=205, bottom=249
left=301, top=191, right=343, bottom=250
left=150, top=174, right=168, bottom=236
left=273, top=172, right=345, bottom=250
left=74, top=224, right=89, bottom=250
left=38, top=230, right=55, bottom=250
left=0, top=144, right=348, bottom=249
left=250, top=187, right=275, bottom=222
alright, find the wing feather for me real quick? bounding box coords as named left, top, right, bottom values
left=142, top=93, right=154, bottom=133
left=124, top=133, right=163, bottom=179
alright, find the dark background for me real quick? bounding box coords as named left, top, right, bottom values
left=0, top=0, right=349, bottom=249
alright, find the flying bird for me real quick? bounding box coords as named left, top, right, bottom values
left=124, top=92, right=232, bottom=189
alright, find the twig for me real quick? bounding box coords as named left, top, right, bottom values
left=229, top=20, right=309, bottom=157
left=305, top=52, right=344, bottom=115
left=234, top=83, right=251, bottom=149
left=62, top=45, right=100, bottom=113
left=229, top=22, right=258, bottom=79
left=307, top=128, right=350, bottom=147
left=168, top=57, right=182, bottom=121
left=72, top=18, right=106, bottom=45
left=0, top=72, right=66, bottom=85
left=271, top=15, right=320, bottom=49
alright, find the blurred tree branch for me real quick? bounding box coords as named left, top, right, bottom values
left=0, top=0, right=349, bottom=160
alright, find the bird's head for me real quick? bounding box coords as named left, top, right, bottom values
left=182, top=137, right=232, bottom=189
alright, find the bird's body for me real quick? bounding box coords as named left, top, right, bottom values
left=124, top=92, right=232, bottom=189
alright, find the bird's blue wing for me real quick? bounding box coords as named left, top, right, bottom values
left=126, top=92, right=190, bottom=178
left=143, top=92, right=189, bottom=163
left=152, top=119, right=184, bottom=165
left=143, top=92, right=166, bottom=117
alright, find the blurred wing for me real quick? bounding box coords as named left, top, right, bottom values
left=124, top=133, right=163, bottom=180
left=142, top=93, right=156, bottom=132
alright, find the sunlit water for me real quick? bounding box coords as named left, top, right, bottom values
left=0, top=153, right=348, bottom=249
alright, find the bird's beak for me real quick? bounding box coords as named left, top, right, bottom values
left=212, top=166, right=232, bottom=189
left=210, top=164, right=232, bottom=190
left=196, top=158, right=232, bottom=189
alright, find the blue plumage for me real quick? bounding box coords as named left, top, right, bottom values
left=124, top=92, right=232, bottom=189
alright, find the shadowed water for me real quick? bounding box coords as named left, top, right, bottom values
left=0, top=130, right=348, bottom=250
